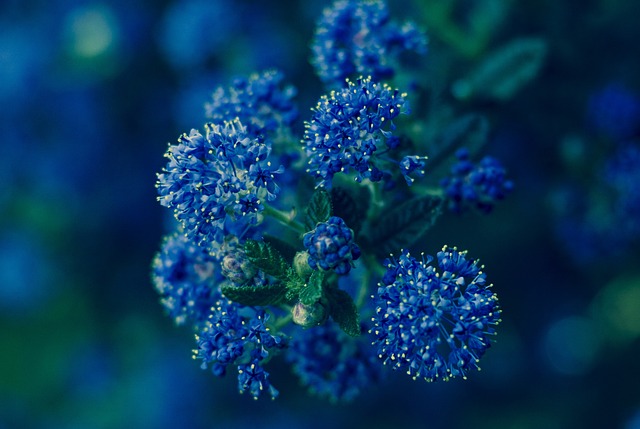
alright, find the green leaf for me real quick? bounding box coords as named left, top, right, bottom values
left=244, top=239, right=290, bottom=281
left=330, top=187, right=368, bottom=236
left=285, top=272, right=305, bottom=301
left=326, top=288, right=360, bottom=337
left=221, top=282, right=287, bottom=306
left=299, top=271, right=324, bottom=305
left=263, top=235, right=297, bottom=264
left=452, top=37, right=547, bottom=102
left=305, top=188, right=332, bottom=230
left=365, top=195, right=443, bottom=258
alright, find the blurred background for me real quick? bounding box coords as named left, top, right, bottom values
left=1, top=0, right=639, bottom=428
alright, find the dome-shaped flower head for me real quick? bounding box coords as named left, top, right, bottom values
left=311, top=0, right=427, bottom=88
left=440, top=148, right=514, bottom=213
left=371, top=246, right=501, bottom=382
left=287, top=322, right=382, bottom=402
left=303, top=216, right=361, bottom=275
left=156, top=119, right=284, bottom=248
left=151, top=231, right=221, bottom=327
left=303, top=76, right=408, bottom=188
left=205, top=69, right=298, bottom=139
left=587, top=83, right=640, bottom=142
left=193, top=302, right=287, bottom=399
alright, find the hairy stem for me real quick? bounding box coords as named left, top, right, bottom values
left=263, top=204, right=306, bottom=235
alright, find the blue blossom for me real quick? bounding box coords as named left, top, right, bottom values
left=303, top=216, right=361, bottom=275
left=440, top=148, right=514, bottom=213
left=193, top=301, right=287, bottom=400
left=287, top=322, right=381, bottom=402
left=587, top=83, right=640, bottom=142
left=311, top=0, right=427, bottom=87
left=303, top=76, right=408, bottom=187
left=151, top=231, right=221, bottom=327
left=399, top=155, right=428, bottom=185
left=205, top=70, right=298, bottom=139
left=371, top=246, right=501, bottom=381
left=156, top=119, right=284, bottom=248
left=237, top=359, right=279, bottom=400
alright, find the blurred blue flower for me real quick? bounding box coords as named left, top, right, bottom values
left=205, top=70, right=298, bottom=140
left=587, top=82, right=640, bottom=142
left=440, top=148, right=514, bottom=213
left=287, top=322, right=381, bottom=402
left=157, top=0, right=238, bottom=71
left=0, top=230, right=54, bottom=314
left=151, top=231, right=221, bottom=326
left=311, top=0, right=427, bottom=88
left=604, top=142, right=640, bottom=237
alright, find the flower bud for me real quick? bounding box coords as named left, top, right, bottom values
left=292, top=300, right=328, bottom=328
left=293, top=251, right=313, bottom=279
left=221, top=250, right=257, bottom=285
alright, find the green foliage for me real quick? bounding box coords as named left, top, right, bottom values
left=299, top=271, right=324, bottom=305
left=221, top=282, right=288, bottom=306
left=331, top=186, right=368, bottom=236
left=263, top=234, right=298, bottom=264
left=305, top=188, right=332, bottom=230
left=452, top=37, right=547, bottom=101
left=285, top=273, right=306, bottom=301
left=244, top=239, right=290, bottom=281
left=365, top=195, right=443, bottom=258
left=326, top=288, right=360, bottom=337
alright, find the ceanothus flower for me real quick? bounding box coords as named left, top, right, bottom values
left=286, top=322, right=382, bottom=402
left=303, top=216, right=361, bottom=275
left=156, top=119, right=284, bottom=248
left=399, top=155, right=428, bottom=185
left=303, top=76, right=408, bottom=187
left=311, top=0, right=427, bottom=87
left=193, top=301, right=287, bottom=399
left=440, top=148, right=514, bottom=213
left=151, top=231, right=221, bottom=327
left=371, top=246, right=501, bottom=382
left=205, top=69, right=298, bottom=139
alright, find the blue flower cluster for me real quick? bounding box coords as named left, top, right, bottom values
left=152, top=0, right=513, bottom=401
left=193, top=302, right=287, bottom=399
left=311, top=0, right=427, bottom=87
left=156, top=119, right=283, bottom=247
left=151, top=231, right=220, bottom=326
left=440, top=148, right=514, bottom=213
left=303, top=216, right=361, bottom=275
left=205, top=70, right=298, bottom=139
left=287, top=322, right=381, bottom=402
left=371, top=246, right=501, bottom=381
left=303, top=76, right=409, bottom=187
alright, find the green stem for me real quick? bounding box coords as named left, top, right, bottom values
left=414, top=185, right=445, bottom=198
left=365, top=180, right=385, bottom=220
left=263, top=204, right=306, bottom=235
